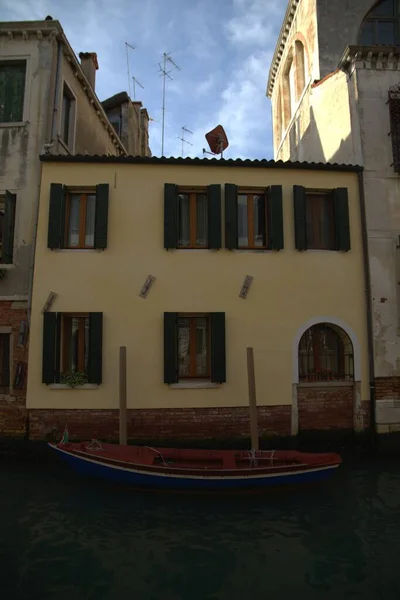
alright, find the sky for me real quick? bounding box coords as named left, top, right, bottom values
left=0, top=0, right=286, bottom=159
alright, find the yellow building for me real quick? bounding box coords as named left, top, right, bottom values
left=27, top=155, right=371, bottom=441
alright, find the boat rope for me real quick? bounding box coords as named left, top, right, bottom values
left=146, top=446, right=167, bottom=466
left=87, top=439, right=103, bottom=450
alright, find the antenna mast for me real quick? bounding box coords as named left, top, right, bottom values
left=177, top=126, right=193, bottom=157
left=132, top=76, right=144, bottom=101
left=158, top=52, right=181, bottom=156
left=125, top=42, right=136, bottom=96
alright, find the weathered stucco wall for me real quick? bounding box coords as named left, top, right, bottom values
left=55, top=54, right=118, bottom=156
left=27, top=162, right=369, bottom=419
left=0, top=33, right=55, bottom=297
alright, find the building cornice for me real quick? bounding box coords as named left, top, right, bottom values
left=339, top=44, right=400, bottom=73
left=266, top=0, right=300, bottom=98
left=0, top=21, right=127, bottom=156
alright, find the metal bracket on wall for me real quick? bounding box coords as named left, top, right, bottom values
left=41, top=291, right=57, bottom=313
left=239, top=275, right=253, bottom=300
left=139, top=275, right=156, bottom=299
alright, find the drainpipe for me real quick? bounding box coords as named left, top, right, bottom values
left=27, top=40, right=63, bottom=325
left=358, top=170, right=377, bottom=438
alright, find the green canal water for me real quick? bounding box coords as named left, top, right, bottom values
left=2, top=456, right=400, bottom=599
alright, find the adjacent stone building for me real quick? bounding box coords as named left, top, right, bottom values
left=102, top=92, right=151, bottom=158
left=267, top=0, right=400, bottom=432
left=0, top=18, right=150, bottom=437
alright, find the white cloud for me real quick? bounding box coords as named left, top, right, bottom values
left=225, top=0, right=282, bottom=47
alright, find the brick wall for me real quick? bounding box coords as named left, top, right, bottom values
left=0, top=301, right=28, bottom=437
left=29, top=405, right=292, bottom=442
left=375, top=377, right=400, bottom=401
left=298, top=384, right=354, bottom=430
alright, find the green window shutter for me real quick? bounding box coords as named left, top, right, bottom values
left=94, top=184, right=109, bottom=249
left=88, top=312, right=103, bottom=384
left=42, top=312, right=59, bottom=384
left=208, top=184, right=222, bottom=249
left=164, top=184, right=178, bottom=249
left=268, top=185, right=284, bottom=250
left=2, top=191, right=16, bottom=264
left=225, top=184, right=238, bottom=249
left=293, top=185, right=307, bottom=250
left=334, top=188, right=351, bottom=251
left=47, top=183, right=65, bottom=249
left=210, top=312, right=226, bottom=383
left=164, top=312, right=178, bottom=383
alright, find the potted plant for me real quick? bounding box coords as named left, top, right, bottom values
left=60, top=371, right=88, bottom=388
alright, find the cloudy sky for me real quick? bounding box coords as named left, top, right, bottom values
left=0, top=0, right=286, bottom=159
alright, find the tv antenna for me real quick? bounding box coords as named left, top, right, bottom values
left=132, top=76, right=144, bottom=101
left=177, top=126, right=193, bottom=157
left=202, top=124, right=229, bottom=159
left=125, top=42, right=136, bottom=97
left=158, top=52, right=181, bottom=156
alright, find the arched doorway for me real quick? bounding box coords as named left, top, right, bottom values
left=297, top=322, right=355, bottom=431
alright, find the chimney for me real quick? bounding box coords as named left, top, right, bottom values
left=78, top=52, right=99, bottom=91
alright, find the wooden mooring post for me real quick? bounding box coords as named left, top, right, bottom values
left=247, top=347, right=259, bottom=451
left=119, top=346, right=127, bottom=445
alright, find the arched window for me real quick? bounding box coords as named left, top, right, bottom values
left=359, top=0, right=400, bottom=45
left=295, top=41, right=306, bottom=101
left=282, top=54, right=293, bottom=130
left=298, top=323, right=354, bottom=382
left=276, top=89, right=283, bottom=142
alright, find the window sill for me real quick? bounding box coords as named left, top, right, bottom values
left=170, top=380, right=221, bottom=389
left=169, top=248, right=219, bottom=253
left=232, top=249, right=273, bottom=254
left=48, top=384, right=99, bottom=390
left=298, top=381, right=353, bottom=388
left=0, top=121, right=26, bottom=128
left=0, top=264, right=15, bottom=270
left=53, top=249, right=103, bottom=253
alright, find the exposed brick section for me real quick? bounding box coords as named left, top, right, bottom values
left=0, top=301, right=28, bottom=438
left=375, top=377, right=400, bottom=401
left=29, top=405, right=292, bottom=442
left=298, top=384, right=354, bottom=430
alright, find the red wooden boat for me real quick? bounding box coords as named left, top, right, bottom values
left=49, top=440, right=342, bottom=492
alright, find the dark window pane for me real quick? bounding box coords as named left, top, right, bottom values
left=0, top=62, right=26, bottom=123
left=238, top=194, right=248, bottom=247
left=196, top=194, right=208, bottom=247
left=61, top=93, right=71, bottom=144
left=178, top=318, right=190, bottom=376
left=0, top=333, right=10, bottom=390
left=377, top=20, right=396, bottom=43
left=359, top=21, right=374, bottom=45
left=370, top=0, right=394, bottom=16
left=253, top=194, right=266, bottom=247
left=178, top=194, right=190, bottom=247
left=68, top=194, right=80, bottom=247
left=195, top=317, right=208, bottom=376
left=306, top=194, right=334, bottom=249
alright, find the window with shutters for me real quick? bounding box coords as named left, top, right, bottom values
left=237, top=190, right=268, bottom=249
left=48, top=183, right=109, bottom=251
left=293, top=186, right=350, bottom=252
left=61, top=313, right=89, bottom=376
left=178, top=189, right=208, bottom=248
left=305, top=192, right=335, bottom=250
left=0, top=61, right=26, bottom=123
left=0, top=191, right=16, bottom=264
left=164, top=184, right=221, bottom=250
left=65, top=191, right=96, bottom=248
left=164, top=312, right=226, bottom=384
left=178, top=315, right=210, bottom=378
left=0, top=333, right=10, bottom=394
left=299, top=324, right=354, bottom=382
left=42, top=312, right=103, bottom=385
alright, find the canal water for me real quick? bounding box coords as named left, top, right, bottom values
left=2, top=456, right=400, bottom=599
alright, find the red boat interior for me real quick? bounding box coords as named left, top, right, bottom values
left=61, top=442, right=341, bottom=471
